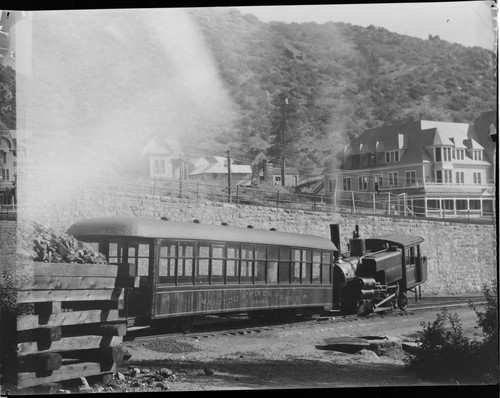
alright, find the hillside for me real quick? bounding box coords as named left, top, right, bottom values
left=0, top=8, right=496, bottom=176
left=189, top=8, right=496, bottom=174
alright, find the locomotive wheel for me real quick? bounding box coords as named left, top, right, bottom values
left=357, top=300, right=374, bottom=316
left=397, top=293, right=408, bottom=311
left=178, top=316, right=195, bottom=333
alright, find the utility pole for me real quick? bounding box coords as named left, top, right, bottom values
left=281, top=97, right=288, bottom=187
left=178, top=152, right=183, bottom=199
left=226, top=149, right=232, bottom=203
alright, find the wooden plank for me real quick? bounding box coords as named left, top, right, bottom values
left=30, top=263, right=119, bottom=278
left=17, top=288, right=124, bottom=304
left=18, top=336, right=123, bottom=356
left=62, top=300, right=124, bottom=311
left=36, top=327, right=62, bottom=342
left=17, top=310, right=121, bottom=331
left=21, top=276, right=118, bottom=291
left=64, top=323, right=127, bottom=337
left=13, top=382, right=62, bottom=395
left=61, top=346, right=125, bottom=367
left=35, top=302, right=62, bottom=315
left=18, top=353, right=63, bottom=372
left=17, top=361, right=117, bottom=389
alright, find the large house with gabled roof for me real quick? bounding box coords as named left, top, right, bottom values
left=324, top=112, right=497, bottom=217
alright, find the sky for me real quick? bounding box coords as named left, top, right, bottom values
left=234, top=1, right=497, bottom=51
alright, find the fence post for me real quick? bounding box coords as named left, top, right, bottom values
left=276, top=191, right=280, bottom=209
left=372, top=193, right=376, bottom=213
left=351, top=191, right=355, bottom=214
left=387, top=193, right=391, bottom=215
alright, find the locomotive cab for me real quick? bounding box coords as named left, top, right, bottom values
left=365, top=234, right=427, bottom=291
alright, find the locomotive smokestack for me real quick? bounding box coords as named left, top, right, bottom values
left=330, top=224, right=341, bottom=261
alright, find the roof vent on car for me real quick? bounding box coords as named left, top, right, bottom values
left=193, top=219, right=201, bottom=224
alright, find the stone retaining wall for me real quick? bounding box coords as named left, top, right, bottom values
left=16, top=190, right=497, bottom=296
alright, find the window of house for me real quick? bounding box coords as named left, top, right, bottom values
left=443, top=199, right=454, bottom=210
left=436, top=170, right=443, bottom=183
left=1, top=151, right=6, bottom=164
left=435, top=148, right=442, bottom=162
left=328, top=178, right=335, bottom=192
left=456, top=200, right=468, bottom=210
left=405, top=171, right=416, bottom=186
left=274, top=176, right=282, bottom=184
left=393, top=151, right=400, bottom=163
left=342, top=177, right=351, bottom=191
left=469, top=200, right=481, bottom=210
left=454, top=149, right=465, bottom=161
left=1, top=169, right=9, bottom=181
left=427, top=199, right=440, bottom=210
left=385, top=152, right=391, bottom=163
left=443, top=148, right=452, bottom=161
left=444, top=170, right=452, bottom=184
left=473, top=172, right=482, bottom=185
left=154, top=159, right=166, bottom=174
left=358, top=176, right=368, bottom=190
left=456, top=171, right=464, bottom=184
left=388, top=172, right=398, bottom=187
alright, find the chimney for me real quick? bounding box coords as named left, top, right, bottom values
left=329, top=224, right=341, bottom=261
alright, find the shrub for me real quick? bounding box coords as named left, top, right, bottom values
left=405, top=281, right=498, bottom=384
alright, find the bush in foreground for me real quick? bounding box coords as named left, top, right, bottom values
left=405, top=281, right=498, bottom=384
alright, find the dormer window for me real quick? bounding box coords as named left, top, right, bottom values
left=385, top=150, right=399, bottom=163
left=453, top=149, right=465, bottom=161
left=435, top=147, right=452, bottom=162
left=473, top=150, right=483, bottom=161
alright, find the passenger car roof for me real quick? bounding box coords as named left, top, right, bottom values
left=67, top=217, right=337, bottom=251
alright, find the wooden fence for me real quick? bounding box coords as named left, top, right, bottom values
left=4, top=262, right=130, bottom=393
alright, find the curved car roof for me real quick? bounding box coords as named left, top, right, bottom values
left=366, top=234, right=424, bottom=248
left=67, top=216, right=337, bottom=251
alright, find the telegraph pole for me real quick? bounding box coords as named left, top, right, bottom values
left=281, top=97, right=288, bottom=187
left=178, top=152, right=183, bottom=199
left=226, top=149, right=232, bottom=203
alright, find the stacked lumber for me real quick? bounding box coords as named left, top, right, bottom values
left=10, top=262, right=128, bottom=392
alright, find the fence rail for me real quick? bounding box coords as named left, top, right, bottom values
left=21, top=169, right=496, bottom=224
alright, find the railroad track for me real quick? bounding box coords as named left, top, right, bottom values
left=127, top=296, right=485, bottom=342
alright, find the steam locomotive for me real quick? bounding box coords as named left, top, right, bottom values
left=331, top=224, right=427, bottom=316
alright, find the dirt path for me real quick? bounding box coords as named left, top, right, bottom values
left=109, top=305, right=484, bottom=391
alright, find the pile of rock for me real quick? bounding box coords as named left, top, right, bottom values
left=18, top=222, right=107, bottom=264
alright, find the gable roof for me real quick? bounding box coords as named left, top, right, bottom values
left=142, top=134, right=182, bottom=156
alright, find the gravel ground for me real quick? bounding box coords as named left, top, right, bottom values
left=61, top=303, right=498, bottom=394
